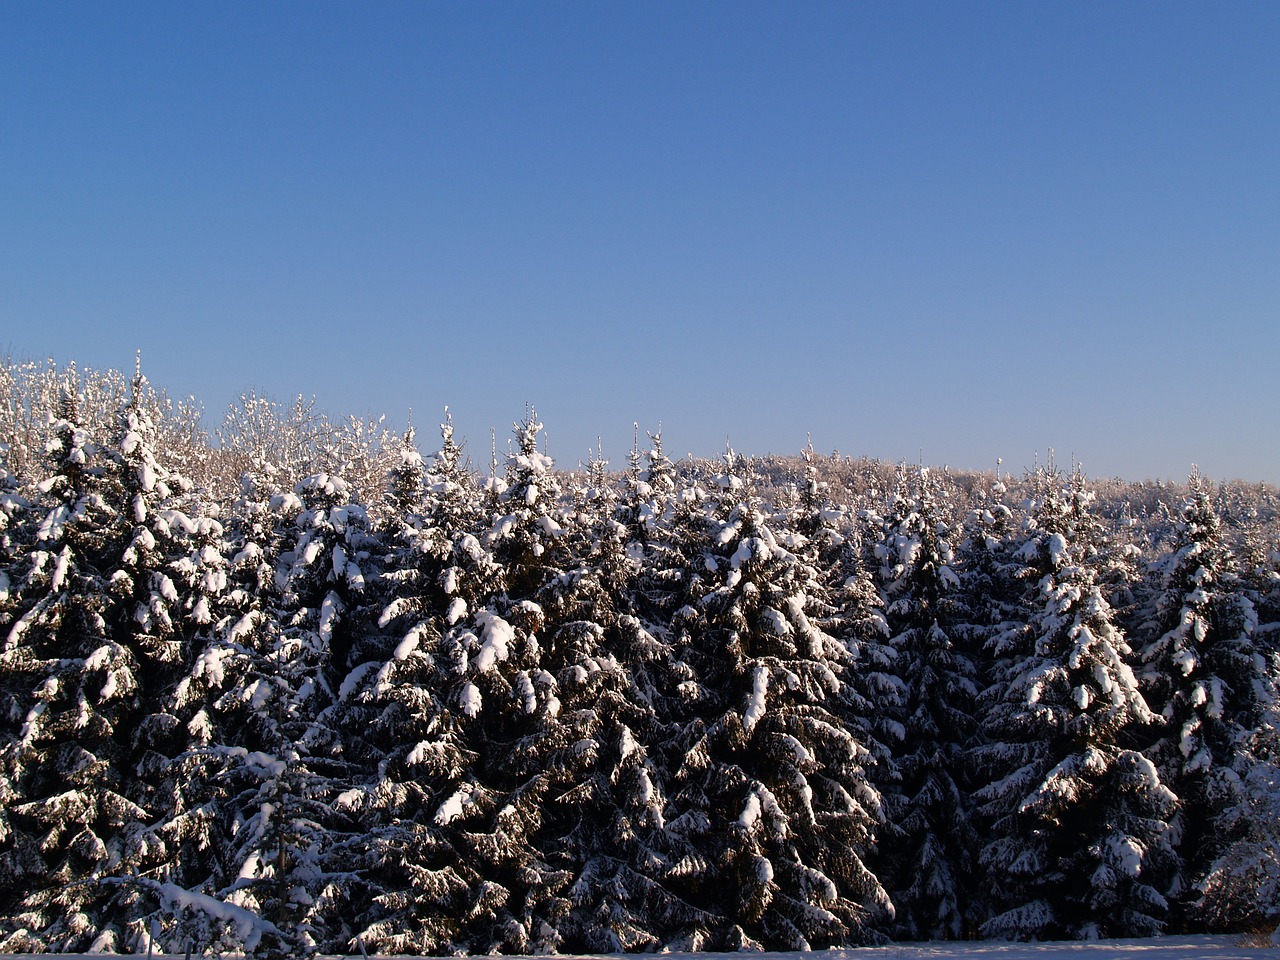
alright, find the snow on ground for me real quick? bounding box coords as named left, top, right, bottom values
left=511, top=942, right=1271, bottom=960
left=829, top=936, right=1278, bottom=958
left=433, top=940, right=1274, bottom=960
left=27, top=937, right=1276, bottom=960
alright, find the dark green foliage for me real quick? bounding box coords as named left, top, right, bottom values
left=2, top=360, right=1279, bottom=951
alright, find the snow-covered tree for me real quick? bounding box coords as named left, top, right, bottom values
left=977, top=469, right=1177, bottom=940
left=1196, top=718, right=1280, bottom=940
left=0, top=383, right=161, bottom=952
left=107, top=368, right=209, bottom=782
left=873, top=468, right=979, bottom=939
left=486, top=409, right=567, bottom=599
left=343, top=416, right=573, bottom=955
left=1136, top=470, right=1274, bottom=919
left=335, top=419, right=517, bottom=956
left=152, top=472, right=375, bottom=955
left=658, top=454, right=892, bottom=949
left=5, top=355, right=1280, bottom=951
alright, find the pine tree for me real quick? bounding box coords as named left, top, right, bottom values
left=527, top=460, right=688, bottom=951
left=1196, top=716, right=1280, bottom=939
left=873, top=468, right=979, bottom=939
left=333, top=592, right=482, bottom=956
left=977, top=468, right=1176, bottom=940
left=347, top=414, right=574, bottom=955
left=153, top=472, right=375, bottom=955
left=658, top=453, right=892, bottom=949
left=1136, top=470, right=1274, bottom=921
left=0, top=383, right=161, bottom=951
left=264, top=472, right=376, bottom=951
left=142, top=437, right=291, bottom=954
left=486, top=409, right=566, bottom=599
left=108, top=367, right=205, bottom=798
left=335, top=418, right=505, bottom=955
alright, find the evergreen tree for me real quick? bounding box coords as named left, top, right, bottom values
left=959, top=476, right=1021, bottom=634
left=154, top=472, right=375, bottom=955
left=351, top=414, right=572, bottom=955
left=1136, top=470, right=1274, bottom=921
left=486, top=409, right=566, bottom=599
left=1196, top=714, right=1280, bottom=940
left=143, top=445, right=290, bottom=953
left=5, top=355, right=1280, bottom=951
left=658, top=454, right=891, bottom=949
left=873, top=468, right=979, bottom=939
left=527, top=459, right=690, bottom=951
left=0, top=384, right=161, bottom=951
left=384, top=422, right=426, bottom=522
left=335, top=417, right=513, bottom=956
left=977, top=469, right=1176, bottom=940
left=108, top=368, right=206, bottom=801
left=336, top=643, right=472, bottom=954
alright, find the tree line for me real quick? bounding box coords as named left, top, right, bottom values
left=1, top=357, right=1278, bottom=955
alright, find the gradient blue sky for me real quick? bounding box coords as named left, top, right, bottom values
left=3, top=2, right=1278, bottom=482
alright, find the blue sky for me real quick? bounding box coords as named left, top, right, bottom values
left=3, top=2, right=1278, bottom=483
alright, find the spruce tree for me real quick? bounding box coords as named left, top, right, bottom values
left=658, top=453, right=891, bottom=949
left=0, top=384, right=159, bottom=951
left=977, top=468, right=1176, bottom=940
left=873, top=468, right=979, bottom=939
left=1196, top=717, right=1280, bottom=939
left=1136, top=470, right=1273, bottom=921
left=336, top=417, right=509, bottom=956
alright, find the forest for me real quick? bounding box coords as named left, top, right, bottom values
left=1, top=356, right=1278, bottom=957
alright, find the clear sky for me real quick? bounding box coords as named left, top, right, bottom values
left=2, top=2, right=1278, bottom=483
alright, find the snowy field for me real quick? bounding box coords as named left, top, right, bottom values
left=836, top=936, right=1280, bottom=958
left=16, top=940, right=1278, bottom=960
left=405, top=942, right=1274, bottom=960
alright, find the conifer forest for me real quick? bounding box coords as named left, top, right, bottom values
left=1, top=357, right=1278, bottom=956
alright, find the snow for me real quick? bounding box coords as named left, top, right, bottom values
left=762, top=606, right=791, bottom=637
left=434, top=787, right=475, bottom=825
left=103, top=877, right=285, bottom=954
left=18, top=700, right=46, bottom=746
left=743, top=663, right=769, bottom=733
left=406, top=739, right=447, bottom=766
left=155, top=571, right=178, bottom=603
left=223, top=747, right=286, bottom=779
left=731, top=535, right=772, bottom=569
left=338, top=660, right=379, bottom=701
left=618, top=725, right=639, bottom=759
left=270, top=490, right=304, bottom=514
left=231, top=540, right=263, bottom=568
left=755, top=854, right=775, bottom=884
left=318, top=589, right=344, bottom=643
left=1108, top=833, right=1145, bottom=877
left=187, top=707, right=213, bottom=742
left=391, top=628, right=421, bottom=661
left=491, top=513, right=518, bottom=541
left=1047, top=532, right=1069, bottom=567
left=83, top=643, right=115, bottom=673
left=459, top=681, right=482, bottom=717
left=378, top=597, right=414, bottom=627
left=472, top=609, right=515, bottom=674
left=49, top=544, right=71, bottom=591
left=300, top=538, right=323, bottom=568
left=41, top=935, right=1265, bottom=960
